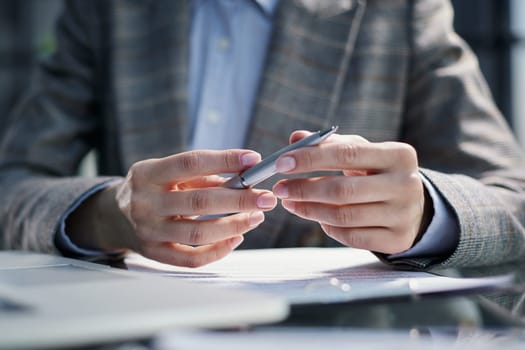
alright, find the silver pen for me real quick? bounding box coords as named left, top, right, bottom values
left=223, top=125, right=339, bottom=189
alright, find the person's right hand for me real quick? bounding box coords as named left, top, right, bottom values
left=68, top=150, right=277, bottom=267
left=116, top=149, right=279, bottom=266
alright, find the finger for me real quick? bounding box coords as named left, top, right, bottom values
left=143, top=149, right=261, bottom=185
left=289, top=130, right=315, bottom=144
left=140, top=236, right=244, bottom=267
left=171, top=175, right=226, bottom=190
left=273, top=174, right=400, bottom=204
left=156, top=188, right=277, bottom=216
left=276, top=141, right=417, bottom=174
left=289, top=130, right=366, bottom=145
left=137, top=211, right=265, bottom=245
left=320, top=224, right=413, bottom=254
left=281, top=200, right=404, bottom=228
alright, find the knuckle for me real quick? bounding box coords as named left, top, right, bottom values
left=188, top=225, right=205, bottom=245
left=328, top=181, right=354, bottom=203
left=303, top=150, right=315, bottom=169
left=294, top=150, right=314, bottom=170
left=335, top=143, right=360, bottom=166
left=295, top=203, right=311, bottom=218
left=333, top=206, right=353, bottom=225
left=243, top=214, right=256, bottom=232
left=129, top=161, right=142, bottom=177
left=178, top=151, right=201, bottom=171
left=233, top=219, right=246, bottom=235
left=129, top=160, right=150, bottom=185
left=393, top=173, right=422, bottom=201
left=391, top=143, right=417, bottom=167
left=403, top=172, right=422, bottom=191
left=288, top=182, right=304, bottom=200
left=342, top=230, right=366, bottom=248
left=403, top=143, right=418, bottom=162
left=128, top=168, right=142, bottom=192
left=189, top=191, right=209, bottom=211
left=224, top=150, right=238, bottom=170
left=238, top=212, right=259, bottom=233
left=237, top=193, right=251, bottom=211
left=299, top=182, right=308, bottom=200
left=353, top=135, right=369, bottom=144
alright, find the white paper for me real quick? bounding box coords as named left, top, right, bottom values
left=153, top=328, right=525, bottom=350
left=125, top=248, right=513, bottom=305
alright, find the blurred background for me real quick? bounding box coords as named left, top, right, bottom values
left=0, top=0, right=524, bottom=145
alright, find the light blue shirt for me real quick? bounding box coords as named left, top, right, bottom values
left=189, top=0, right=278, bottom=150
left=58, top=0, right=458, bottom=261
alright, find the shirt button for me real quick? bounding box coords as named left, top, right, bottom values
left=217, top=37, right=230, bottom=51
left=207, top=110, right=221, bottom=124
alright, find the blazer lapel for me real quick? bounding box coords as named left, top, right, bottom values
left=247, top=0, right=367, bottom=155
left=112, top=0, right=190, bottom=170
left=242, top=0, right=367, bottom=248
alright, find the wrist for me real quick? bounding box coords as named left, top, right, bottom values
left=66, top=183, right=136, bottom=252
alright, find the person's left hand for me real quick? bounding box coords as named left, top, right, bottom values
left=272, top=130, right=431, bottom=255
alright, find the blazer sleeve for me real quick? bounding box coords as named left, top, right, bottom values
left=0, top=0, right=118, bottom=254
left=397, top=0, right=525, bottom=268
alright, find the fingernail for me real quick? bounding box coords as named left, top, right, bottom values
left=273, top=184, right=289, bottom=198
left=249, top=211, right=264, bottom=227
left=256, top=192, right=277, bottom=209
left=276, top=156, right=296, bottom=172
left=241, top=152, right=261, bottom=167
left=230, top=236, right=244, bottom=249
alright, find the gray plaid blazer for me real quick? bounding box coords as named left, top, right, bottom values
left=1, top=0, right=525, bottom=269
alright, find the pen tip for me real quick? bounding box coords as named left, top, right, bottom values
left=320, top=125, right=338, bottom=136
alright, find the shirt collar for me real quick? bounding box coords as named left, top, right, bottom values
left=255, top=0, right=280, bottom=16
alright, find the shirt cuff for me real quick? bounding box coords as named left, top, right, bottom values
left=387, top=173, right=459, bottom=260
left=55, top=179, right=124, bottom=261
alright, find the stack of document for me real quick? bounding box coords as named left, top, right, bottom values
left=152, top=328, right=525, bottom=350
left=125, top=248, right=512, bottom=305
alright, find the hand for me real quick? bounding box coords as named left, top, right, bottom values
left=69, top=150, right=277, bottom=267
left=272, top=131, right=431, bottom=255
